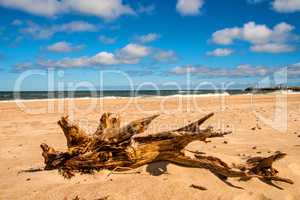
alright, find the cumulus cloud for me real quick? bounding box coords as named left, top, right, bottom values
left=211, top=27, right=241, bottom=45
left=98, top=35, right=117, bottom=45
left=46, top=41, right=84, bottom=53
left=14, top=43, right=179, bottom=71
left=0, top=0, right=63, bottom=17
left=212, top=22, right=291, bottom=45
left=272, top=0, right=300, bottom=13
left=242, top=22, right=273, bottom=44
left=15, top=43, right=151, bottom=69
left=65, top=0, right=134, bottom=20
left=211, top=21, right=297, bottom=53
left=251, top=43, right=295, bottom=53
left=0, top=0, right=134, bottom=20
left=153, top=50, right=177, bottom=62
left=117, top=43, right=151, bottom=64
left=136, top=33, right=160, bottom=43
left=20, top=20, right=97, bottom=39
left=38, top=51, right=120, bottom=68
left=176, top=0, right=204, bottom=16
left=206, top=48, right=233, bottom=57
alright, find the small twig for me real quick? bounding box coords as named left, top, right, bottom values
left=190, top=184, right=207, bottom=191
left=186, top=149, right=206, bottom=155
left=18, top=167, right=44, bottom=174
left=109, top=171, right=141, bottom=175
left=243, top=174, right=294, bottom=184
left=65, top=195, right=109, bottom=200
left=106, top=166, right=135, bottom=178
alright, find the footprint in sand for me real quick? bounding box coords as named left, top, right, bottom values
left=288, top=163, right=300, bottom=176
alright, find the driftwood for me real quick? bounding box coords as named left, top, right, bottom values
left=190, top=184, right=207, bottom=191
left=40, top=112, right=293, bottom=186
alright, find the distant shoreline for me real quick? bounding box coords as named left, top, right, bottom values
left=0, top=90, right=242, bottom=101
left=0, top=90, right=300, bottom=102
left=244, top=86, right=300, bottom=93
left=1, top=87, right=300, bottom=101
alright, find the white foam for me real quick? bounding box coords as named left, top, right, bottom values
left=287, top=90, right=300, bottom=94
left=0, top=96, right=123, bottom=103
left=0, top=92, right=235, bottom=103
left=151, top=92, right=230, bottom=98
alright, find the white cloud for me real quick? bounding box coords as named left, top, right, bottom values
left=0, top=0, right=63, bottom=17
left=170, top=63, right=300, bottom=78
left=153, top=50, right=177, bottom=62
left=46, top=41, right=84, bottom=53
left=90, top=52, right=119, bottom=65
left=65, top=0, right=134, bottom=20
left=211, top=27, right=240, bottom=45
left=99, top=35, right=117, bottom=45
left=176, top=0, right=204, bottom=16
left=57, top=21, right=97, bottom=32
left=117, top=43, right=150, bottom=64
left=211, top=21, right=297, bottom=53
left=206, top=48, right=233, bottom=56
left=16, top=43, right=151, bottom=69
left=20, top=21, right=54, bottom=39
left=171, top=66, right=199, bottom=74
left=0, top=0, right=134, bottom=20
left=234, top=64, right=269, bottom=76
left=20, top=21, right=97, bottom=39
left=212, top=22, right=295, bottom=45
left=272, top=0, right=300, bottom=13
left=170, top=64, right=270, bottom=77
left=37, top=58, right=88, bottom=68
left=14, top=43, right=179, bottom=70
left=272, top=22, right=296, bottom=42
left=36, top=53, right=120, bottom=68
left=242, top=22, right=272, bottom=44
left=251, top=43, right=295, bottom=53
left=136, top=33, right=160, bottom=43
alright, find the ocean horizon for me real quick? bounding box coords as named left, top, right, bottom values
left=0, top=90, right=249, bottom=101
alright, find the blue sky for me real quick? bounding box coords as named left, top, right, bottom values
left=0, top=0, right=300, bottom=90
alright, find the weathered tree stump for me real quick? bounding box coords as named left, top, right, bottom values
left=40, top=112, right=293, bottom=186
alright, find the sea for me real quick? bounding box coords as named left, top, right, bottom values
left=0, top=90, right=248, bottom=101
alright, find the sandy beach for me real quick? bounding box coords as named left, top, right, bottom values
left=0, top=93, right=300, bottom=200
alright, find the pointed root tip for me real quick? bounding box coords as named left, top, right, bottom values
left=57, top=115, right=71, bottom=128
left=40, top=143, right=49, bottom=152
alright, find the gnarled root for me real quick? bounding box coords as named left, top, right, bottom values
left=40, top=112, right=293, bottom=186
